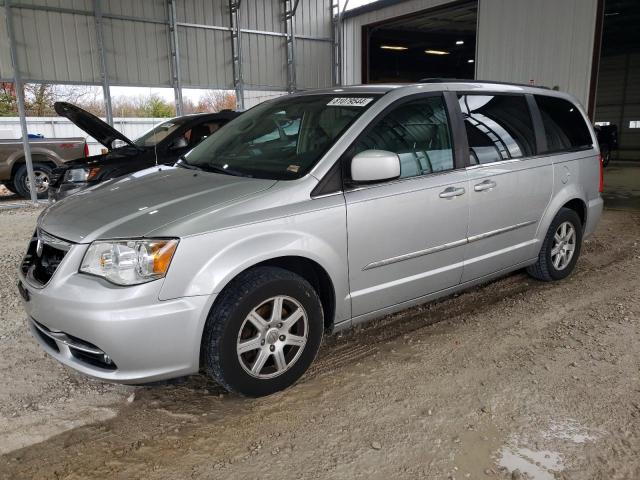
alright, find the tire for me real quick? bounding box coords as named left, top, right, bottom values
left=202, top=266, right=324, bottom=397
left=527, top=207, right=583, bottom=281
left=13, top=163, right=53, bottom=199
left=602, top=147, right=611, bottom=167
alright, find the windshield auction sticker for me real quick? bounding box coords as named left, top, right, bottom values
left=327, top=97, right=374, bottom=107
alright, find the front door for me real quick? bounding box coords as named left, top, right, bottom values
left=344, top=94, right=469, bottom=317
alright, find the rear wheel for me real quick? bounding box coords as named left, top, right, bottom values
left=527, top=208, right=583, bottom=281
left=202, top=266, right=324, bottom=397
left=13, top=163, right=52, bottom=199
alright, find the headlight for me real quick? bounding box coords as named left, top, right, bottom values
left=64, top=167, right=101, bottom=182
left=64, top=168, right=89, bottom=182
left=80, top=239, right=179, bottom=286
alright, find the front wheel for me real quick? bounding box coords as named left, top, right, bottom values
left=202, top=266, right=324, bottom=397
left=527, top=208, right=583, bottom=281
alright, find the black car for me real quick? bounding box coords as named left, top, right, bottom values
left=49, top=102, right=241, bottom=200
left=595, top=124, right=618, bottom=167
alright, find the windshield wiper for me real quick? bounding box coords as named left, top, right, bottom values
left=203, top=164, right=250, bottom=177
left=176, top=156, right=204, bottom=171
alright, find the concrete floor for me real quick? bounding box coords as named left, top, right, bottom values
left=601, top=162, right=640, bottom=211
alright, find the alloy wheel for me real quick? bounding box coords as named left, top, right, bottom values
left=551, top=221, right=576, bottom=271
left=236, top=295, right=308, bottom=379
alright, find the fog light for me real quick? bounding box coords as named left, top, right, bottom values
left=103, top=354, right=112, bottom=365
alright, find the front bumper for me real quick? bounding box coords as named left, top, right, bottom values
left=18, top=242, right=214, bottom=384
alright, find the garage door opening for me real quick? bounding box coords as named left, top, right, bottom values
left=362, top=1, right=477, bottom=84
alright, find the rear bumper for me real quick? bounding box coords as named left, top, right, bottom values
left=584, top=196, right=604, bottom=239
left=18, top=245, right=214, bottom=383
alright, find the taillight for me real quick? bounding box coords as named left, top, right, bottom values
left=84, top=143, right=89, bottom=157
left=598, top=154, right=604, bottom=193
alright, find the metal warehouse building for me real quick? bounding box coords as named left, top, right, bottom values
left=0, top=0, right=637, bottom=200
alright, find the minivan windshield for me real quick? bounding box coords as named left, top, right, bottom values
left=181, top=94, right=380, bottom=179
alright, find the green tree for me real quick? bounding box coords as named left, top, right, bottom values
left=139, top=94, right=175, bottom=117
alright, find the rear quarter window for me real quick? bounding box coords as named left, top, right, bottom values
left=534, top=95, right=593, bottom=153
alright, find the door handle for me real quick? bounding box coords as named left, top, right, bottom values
left=439, top=186, right=466, bottom=199
left=474, top=180, right=497, bottom=192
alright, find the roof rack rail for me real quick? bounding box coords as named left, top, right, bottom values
left=418, top=78, right=550, bottom=89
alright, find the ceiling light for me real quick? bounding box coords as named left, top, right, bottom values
left=425, top=49, right=449, bottom=55
left=456, top=40, right=464, bottom=45
left=467, top=59, right=474, bottom=63
left=380, top=45, right=408, bottom=51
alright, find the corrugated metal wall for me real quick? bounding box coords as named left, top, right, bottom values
left=595, top=53, right=640, bottom=160
left=476, top=0, right=598, bottom=108
left=341, top=0, right=598, bottom=108
left=0, top=0, right=334, bottom=92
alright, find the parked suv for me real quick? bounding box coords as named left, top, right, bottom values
left=18, top=81, right=603, bottom=397
left=49, top=102, right=240, bottom=200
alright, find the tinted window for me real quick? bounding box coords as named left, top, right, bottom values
left=535, top=95, right=593, bottom=152
left=353, top=96, right=454, bottom=179
left=458, top=94, right=536, bottom=164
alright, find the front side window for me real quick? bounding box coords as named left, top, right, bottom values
left=535, top=95, right=593, bottom=152
left=182, top=95, right=379, bottom=180
left=458, top=94, right=536, bottom=164
left=352, top=95, right=454, bottom=179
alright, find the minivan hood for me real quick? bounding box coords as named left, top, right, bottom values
left=39, top=167, right=276, bottom=243
left=54, top=101, right=135, bottom=149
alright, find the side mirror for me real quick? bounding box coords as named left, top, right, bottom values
left=350, top=149, right=400, bottom=183
left=169, top=137, right=188, bottom=150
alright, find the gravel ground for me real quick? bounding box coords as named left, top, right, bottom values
left=1, top=167, right=639, bottom=480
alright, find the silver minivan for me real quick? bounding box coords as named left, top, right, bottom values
left=18, top=81, right=603, bottom=396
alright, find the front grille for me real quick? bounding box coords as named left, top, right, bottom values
left=21, top=229, right=72, bottom=286
left=50, top=167, right=66, bottom=187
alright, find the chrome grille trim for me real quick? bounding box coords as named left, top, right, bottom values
left=37, top=228, right=73, bottom=251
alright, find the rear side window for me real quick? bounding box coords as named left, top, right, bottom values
left=534, top=95, right=593, bottom=153
left=353, top=95, right=454, bottom=178
left=458, top=94, right=536, bottom=164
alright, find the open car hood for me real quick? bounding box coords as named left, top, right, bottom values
left=54, top=101, right=135, bottom=150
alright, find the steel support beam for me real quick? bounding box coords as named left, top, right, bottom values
left=168, top=0, right=183, bottom=116
left=229, top=0, right=245, bottom=110
left=4, top=0, right=38, bottom=203
left=284, top=0, right=299, bottom=93
left=336, top=0, right=350, bottom=86
left=93, top=0, right=113, bottom=125
left=330, top=0, right=339, bottom=86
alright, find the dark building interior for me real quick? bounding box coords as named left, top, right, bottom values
left=364, top=1, right=477, bottom=83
